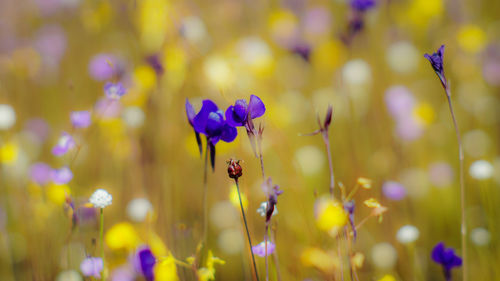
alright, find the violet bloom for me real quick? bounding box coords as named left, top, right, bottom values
left=431, top=242, right=462, bottom=281
left=424, top=45, right=447, bottom=89
left=52, top=132, right=75, bottom=156
left=382, top=181, right=407, bottom=200
left=350, top=0, right=377, bottom=12
left=133, top=246, right=156, bottom=281
left=89, top=54, right=121, bottom=81
left=71, top=111, right=91, bottom=128
left=80, top=256, right=103, bottom=278
left=104, top=82, right=127, bottom=99
left=344, top=200, right=356, bottom=240
left=252, top=241, right=276, bottom=257
left=51, top=166, right=73, bottom=184
left=185, top=99, right=238, bottom=169
left=262, top=177, right=283, bottom=224
left=30, top=162, right=52, bottom=185
left=225, top=95, right=266, bottom=128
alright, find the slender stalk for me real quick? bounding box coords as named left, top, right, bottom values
left=270, top=227, right=282, bottom=281
left=444, top=88, right=467, bottom=281
left=202, top=142, right=209, bottom=246
left=235, top=179, right=260, bottom=281
left=265, top=225, right=269, bottom=281
left=322, top=133, right=335, bottom=198
left=99, top=208, right=104, bottom=281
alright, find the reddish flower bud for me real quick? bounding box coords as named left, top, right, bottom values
left=227, top=159, right=243, bottom=179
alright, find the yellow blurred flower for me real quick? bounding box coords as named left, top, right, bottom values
left=0, top=141, right=18, bottom=164
left=134, top=65, right=157, bottom=93
left=413, top=103, right=435, bottom=125
left=137, top=0, right=171, bottom=52
left=46, top=183, right=71, bottom=206
left=378, top=274, right=397, bottom=281
left=301, top=247, right=338, bottom=273
left=457, top=25, right=487, bottom=54
left=351, top=252, right=365, bottom=269
left=163, top=45, right=187, bottom=91
left=155, top=254, right=179, bottom=281
left=315, top=197, right=348, bottom=234
left=311, top=40, right=344, bottom=72
left=229, top=184, right=248, bottom=210
left=407, top=0, right=443, bottom=27
left=357, top=177, right=372, bottom=189
left=149, top=232, right=169, bottom=257
left=364, top=198, right=381, bottom=208
left=268, top=10, right=298, bottom=41
left=81, top=2, right=112, bottom=33
left=197, top=250, right=225, bottom=281
left=204, top=56, right=234, bottom=89
left=105, top=222, right=140, bottom=250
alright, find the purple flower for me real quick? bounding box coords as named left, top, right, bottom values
left=95, top=98, right=122, bottom=118
left=382, top=181, right=407, bottom=200
left=51, top=166, right=73, bottom=184
left=262, top=177, right=283, bottom=224
left=225, top=95, right=266, bottom=128
left=111, top=265, right=136, bottom=281
left=344, top=200, right=356, bottom=240
left=89, top=54, right=122, bottom=81
left=133, top=246, right=156, bottom=281
left=186, top=99, right=238, bottom=169
left=431, top=242, right=462, bottom=281
left=52, top=132, right=75, bottom=156
left=424, top=45, right=447, bottom=89
left=350, top=0, right=377, bottom=12
left=252, top=241, right=276, bottom=257
left=80, top=257, right=103, bottom=278
left=71, top=111, right=91, bottom=128
left=30, top=162, right=52, bottom=185
left=104, top=82, right=127, bottom=99
left=146, top=54, right=164, bottom=76
left=291, top=41, right=312, bottom=61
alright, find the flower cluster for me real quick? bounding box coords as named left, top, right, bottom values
left=185, top=95, right=265, bottom=170
left=431, top=242, right=462, bottom=280
left=89, top=188, right=113, bottom=208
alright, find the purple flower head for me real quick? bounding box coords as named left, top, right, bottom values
left=252, top=241, right=276, bottom=257
left=424, top=45, right=447, bottom=89
left=186, top=99, right=238, bottom=170
left=431, top=242, right=462, bottom=280
left=225, top=95, right=266, bottom=128
left=262, top=177, right=283, bottom=223
left=382, top=181, right=407, bottom=200
left=89, top=54, right=123, bottom=81
left=80, top=257, right=103, bottom=278
left=30, top=162, right=52, bottom=185
left=146, top=54, right=164, bottom=76
left=52, top=132, right=75, bottom=156
left=51, top=166, right=73, bottom=184
left=104, top=82, right=127, bottom=99
left=133, top=246, right=156, bottom=281
left=71, top=111, right=91, bottom=128
left=291, top=41, right=312, bottom=62
left=350, top=0, right=377, bottom=12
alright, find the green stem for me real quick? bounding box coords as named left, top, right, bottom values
left=235, top=179, right=260, bottom=281
left=202, top=141, right=209, bottom=246
left=100, top=208, right=104, bottom=281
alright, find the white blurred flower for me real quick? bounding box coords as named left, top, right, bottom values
left=396, top=225, right=420, bottom=244
left=386, top=42, right=419, bottom=74
left=470, top=227, right=491, bottom=246
left=469, top=160, right=493, bottom=180
left=0, top=104, right=16, bottom=130
left=122, top=106, right=145, bottom=128
left=89, top=189, right=112, bottom=208
left=218, top=228, right=244, bottom=255
left=56, top=270, right=82, bottom=281
left=342, top=59, right=372, bottom=85
left=295, top=145, right=325, bottom=175
left=256, top=201, right=278, bottom=217
left=126, top=198, right=153, bottom=222
left=371, top=243, right=397, bottom=269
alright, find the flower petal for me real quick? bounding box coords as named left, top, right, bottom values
left=193, top=100, right=219, bottom=134
left=431, top=242, right=445, bottom=264
left=185, top=99, right=196, bottom=125
left=221, top=124, right=237, bottom=142
left=225, top=105, right=242, bottom=127
left=248, top=95, right=266, bottom=119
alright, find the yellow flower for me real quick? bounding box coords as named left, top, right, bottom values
left=378, top=274, right=397, bottom=281
left=457, top=24, right=486, bottom=54
left=301, top=247, right=338, bottom=273
left=363, top=198, right=381, bottom=208
left=46, top=183, right=71, bottom=205
left=315, top=197, right=348, bottom=235
left=229, top=184, right=248, bottom=210
left=105, top=222, right=140, bottom=250
left=413, top=103, right=435, bottom=125
left=351, top=252, right=365, bottom=269
left=197, top=250, right=225, bottom=281
left=357, top=177, right=372, bottom=189
left=0, top=141, right=18, bottom=164
left=155, top=254, right=179, bottom=281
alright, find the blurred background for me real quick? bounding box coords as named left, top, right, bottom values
left=0, top=0, right=499, bottom=280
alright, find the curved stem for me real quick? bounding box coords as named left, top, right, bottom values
left=99, top=208, right=104, bottom=281
left=445, top=89, right=467, bottom=281
left=235, top=179, right=260, bottom=281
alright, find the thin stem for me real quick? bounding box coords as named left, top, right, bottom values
left=445, top=88, right=467, bottom=281
left=270, top=227, right=282, bottom=281
left=265, top=224, right=269, bottom=281
left=99, top=208, right=104, bottom=281
left=322, top=133, right=335, bottom=198
left=235, top=179, right=260, bottom=281
left=202, top=141, right=209, bottom=246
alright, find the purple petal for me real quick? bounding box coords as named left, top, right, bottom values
left=185, top=99, right=196, bottom=125
left=221, top=123, right=237, bottom=142
left=104, top=82, right=127, bottom=99
left=431, top=242, right=445, bottom=263
left=382, top=181, right=407, bottom=200
left=133, top=246, right=156, bottom=281
left=52, top=132, right=75, bottom=156
left=225, top=105, right=243, bottom=127
left=252, top=241, right=276, bottom=257
left=248, top=95, right=266, bottom=119
left=205, top=111, right=224, bottom=137
left=71, top=110, right=91, bottom=128
left=89, top=54, right=118, bottom=81
left=51, top=166, right=73, bottom=184
left=30, top=162, right=52, bottom=185
left=80, top=257, right=103, bottom=278
left=193, top=100, right=219, bottom=134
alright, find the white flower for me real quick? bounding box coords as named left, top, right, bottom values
left=371, top=243, right=397, bottom=269
left=470, top=227, right=491, bottom=246
left=0, top=104, right=16, bottom=130
left=469, top=160, right=493, bottom=180
left=256, top=202, right=278, bottom=217
left=89, top=189, right=112, bottom=208
left=396, top=225, right=420, bottom=244
left=126, top=198, right=153, bottom=222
